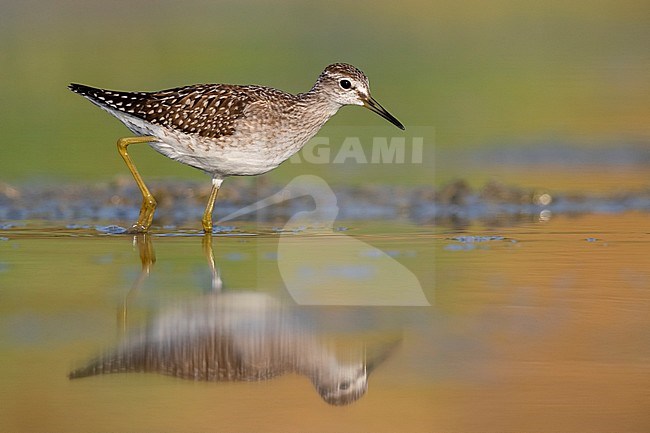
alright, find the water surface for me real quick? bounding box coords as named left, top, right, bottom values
left=1, top=213, right=648, bottom=432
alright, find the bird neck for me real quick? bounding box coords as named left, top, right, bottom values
left=297, top=83, right=341, bottom=115
left=289, top=87, right=341, bottom=137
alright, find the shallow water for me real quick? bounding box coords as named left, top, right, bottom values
left=0, top=212, right=648, bottom=432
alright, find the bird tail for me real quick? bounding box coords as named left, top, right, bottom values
left=68, top=83, right=148, bottom=115
left=68, top=349, right=139, bottom=379
left=68, top=83, right=105, bottom=101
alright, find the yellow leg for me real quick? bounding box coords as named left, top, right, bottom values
left=117, top=136, right=158, bottom=233
left=118, top=233, right=156, bottom=335
left=202, top=180, right=221, bottom=233
left=201, top=233, right=222, bottom=292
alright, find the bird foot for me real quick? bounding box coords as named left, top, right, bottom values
left=127, top=223, right=150, bottom=234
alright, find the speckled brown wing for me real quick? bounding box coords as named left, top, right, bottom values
left=133, top=85, right=263, bottom=138
left=68, top=333, right=286, bottom=382
left=69, top=83, right=262, bottom=139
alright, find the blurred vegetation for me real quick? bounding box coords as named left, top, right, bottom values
left=0, top=0, right=648, bottom=186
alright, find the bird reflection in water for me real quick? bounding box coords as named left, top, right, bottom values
left=70, top=234, right=399, bottom=406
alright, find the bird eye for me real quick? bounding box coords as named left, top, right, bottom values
left=339, top=79, right=352, bottom=90
left=339, top=381, right=350, bottom=390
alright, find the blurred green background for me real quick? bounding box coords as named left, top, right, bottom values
left=0, top=0, right=648, bottom=188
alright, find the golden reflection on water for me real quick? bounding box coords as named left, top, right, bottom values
left=0, top=213, right=648, bottom=432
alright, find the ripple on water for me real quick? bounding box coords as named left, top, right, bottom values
left=445, top=235, right=512, bottom=251
left=452, top=235, right=506, bottom=243
left=95, top=225, right=128, bottom=234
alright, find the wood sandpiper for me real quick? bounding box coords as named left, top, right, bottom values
left=69, top=63, right=404, bottom=233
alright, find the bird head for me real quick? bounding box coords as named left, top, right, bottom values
left=315, top=63, right=405, bottom=130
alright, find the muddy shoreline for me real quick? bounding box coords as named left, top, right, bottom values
left=1, top=179, right=649, bottom=228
